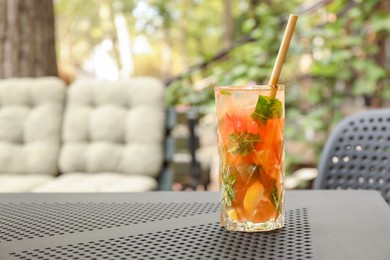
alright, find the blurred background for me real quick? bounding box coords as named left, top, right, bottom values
left=1, top=0, right=389, bottom=191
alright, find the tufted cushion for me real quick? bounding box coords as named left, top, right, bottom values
left=59, top=78, right=165, bottom=178
left=32, top=173, right=157, bottom=192
left=0, top=174, right=54, bottom=192
left=0, top=77, right=66, bottom=175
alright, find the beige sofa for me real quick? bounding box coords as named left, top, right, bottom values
left=0, top=77, right=168, bottom=192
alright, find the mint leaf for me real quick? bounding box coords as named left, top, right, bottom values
left=220, top=90, right=231, bottom=95
left=228, top=132, right=260, bottom=155
left=226, top=186, right=234, bottom=203
left=221, top=168, right=236, bottom=207
left=251, top=95, right=283, bottom=124
left=271, top=184, right=280, bottom=209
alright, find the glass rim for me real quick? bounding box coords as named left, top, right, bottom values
left=214, top=84, right=284, bottom=91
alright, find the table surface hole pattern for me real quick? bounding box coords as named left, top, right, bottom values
left=9, top=208, right=313, bottom=260
left=0, top=201, right=219, bottom=242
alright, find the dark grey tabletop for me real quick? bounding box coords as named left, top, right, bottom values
left=0, top=190, right=389, bottom=260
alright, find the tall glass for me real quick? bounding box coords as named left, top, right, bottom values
left=215, top=85, right=285, bottom=232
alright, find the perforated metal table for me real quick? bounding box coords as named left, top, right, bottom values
left=0, top=190, right=389, bottom=260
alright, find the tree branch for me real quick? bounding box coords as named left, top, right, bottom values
left=164, top=0, right=332, bottom=86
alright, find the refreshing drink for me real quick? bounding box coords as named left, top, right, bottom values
left=215, top=85, right=285, bottom=232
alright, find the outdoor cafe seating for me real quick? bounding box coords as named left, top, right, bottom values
left=314, top=109, right=390, bottom=205
left=0, top=80, right=389, bottom=260
left=0, top=77, right=172, bottom=193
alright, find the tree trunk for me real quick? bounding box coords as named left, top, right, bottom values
left=372, top=0, right=390, bottom=108
left=100, top=0, right=122, bottom=76
left=223, top=0, right=234, bottom=47
left=161, top=30, right=173, bottom=81
left=0, top=0, right=57, bottom=78
left=179, top=12, right=189, bottom=71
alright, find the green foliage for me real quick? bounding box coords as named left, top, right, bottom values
left=163, top=0, right=390, bottom=174
left=55, top=0, right=390, bottom=176
left=55, top=0, right=137, bottom=68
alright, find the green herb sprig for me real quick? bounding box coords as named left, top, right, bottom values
left=251, top=95, right=283, bottom=124
left=221, top=168, right=236, bottom=207
left=228, top=132, right=260, bottom=155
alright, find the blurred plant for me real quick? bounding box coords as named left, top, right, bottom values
left=164, top=0, right=390, bottom=174
left=289, top=0, right=390, bottom=157
left=55, top=0, right=390, bottom=175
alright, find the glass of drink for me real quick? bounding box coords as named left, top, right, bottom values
left=215, top=85, right=285, bottom=232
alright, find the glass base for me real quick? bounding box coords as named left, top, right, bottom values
left=221, top=212, right=285, bottom=232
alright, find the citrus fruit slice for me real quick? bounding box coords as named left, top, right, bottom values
left=243, top=181, right=278, bottom=223
left=243, top=181, right=265, bottom=213
left=226, top=208, right=238, bottom=221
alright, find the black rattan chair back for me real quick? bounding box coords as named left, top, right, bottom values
left=314, top=109, right=390, bottom=205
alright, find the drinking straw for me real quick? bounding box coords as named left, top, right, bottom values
left=269, top=14, right=298, bottom=97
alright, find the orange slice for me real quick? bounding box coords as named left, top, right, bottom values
left=243, top=181, right=265, bottom=213
left=243, top=181, right=279, bottom=223
left=226, top=208, right=239, bottom=221
left=251, top=200, right=278, bottom=223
